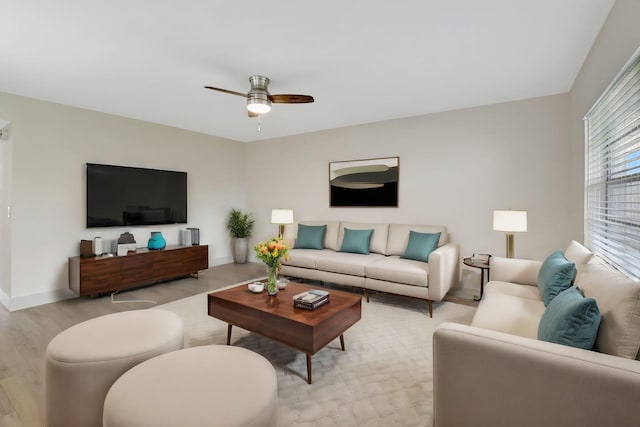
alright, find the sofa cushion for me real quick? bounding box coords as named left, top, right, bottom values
left=282, top=248, right=334, bottom=269
left=471, top=292, right=546, bottom=339
left=294, top=224, right=326, bottom=250
left=401, top=231, right=441, bottom=263
left=579, top=260, right=640, bottom=359
left=338, top=222, right=389, bottom=255
left=340, top=228, right=374, bottom=255
left=386, top=224, right=448, bottom=256
left=365, top=256, right=429, bottom=287
left=489, top=257, right=542, bottom=287
left=538, top=287, right=601, bottom=350
left=537, top=250, right=576, bottom=306
left=484, top=281, right=541, bottom=300
left=315, top=252, right=384, bottom=277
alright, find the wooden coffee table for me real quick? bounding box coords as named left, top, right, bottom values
left=207, top=281, right=362, bottom=384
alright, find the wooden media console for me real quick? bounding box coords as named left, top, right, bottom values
left=69, top=245, right=209, bottom=296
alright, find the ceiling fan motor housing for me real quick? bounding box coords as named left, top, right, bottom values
left=247, top=75, right=271, bottom=113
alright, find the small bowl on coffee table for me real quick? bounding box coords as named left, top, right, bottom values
left=277, top=278, right=289, bottom=290
left=248, top=282, right=264, bottom=293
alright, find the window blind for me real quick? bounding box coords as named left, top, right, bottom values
left=584, top=47, right=640, bottom=280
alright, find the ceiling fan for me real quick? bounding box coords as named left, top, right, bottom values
left=204, top=75, right=314, bottom=117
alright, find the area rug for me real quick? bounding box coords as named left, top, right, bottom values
left=154, top=283, right=476, bottom=427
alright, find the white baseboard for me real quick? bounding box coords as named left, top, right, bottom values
left=1, top=288, right=77, bottom=312
left=0, top=288, right=10, bottom=311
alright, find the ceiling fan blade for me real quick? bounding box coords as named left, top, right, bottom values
left=204, top=86, right=247, bottom=98
left=270, top=94, right=314, bottom=104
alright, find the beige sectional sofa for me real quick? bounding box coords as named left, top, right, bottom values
left=281, top=221, right=459, bottom=317
left=433, top=241, right=640, bottom=426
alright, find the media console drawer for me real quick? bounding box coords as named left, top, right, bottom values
left=69, top=245, right=209, bottom=296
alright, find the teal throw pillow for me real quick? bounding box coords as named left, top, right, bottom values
left=538, top=287, right=601, bottom=350
left=294, top=224, right=326, bottom=250
left=401, top=231, right=441, bottom=263
left=538, top=250, right=576, bottom=306
left=340, top=228, right=373, bottom=255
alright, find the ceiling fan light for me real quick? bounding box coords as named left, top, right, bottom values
left=247, top=102, right=271, bottom=114
left=247, top=93, right=271, bottom=114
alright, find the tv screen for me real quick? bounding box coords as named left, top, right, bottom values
left=86, top=163, right=187, bottom=228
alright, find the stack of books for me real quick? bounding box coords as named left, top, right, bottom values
left=293, top=289, right=330, bottom=310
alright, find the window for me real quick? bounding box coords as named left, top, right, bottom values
left=584, top=47, right=640, bottom=280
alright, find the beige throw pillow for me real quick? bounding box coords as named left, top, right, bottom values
left=578, top=260, right=640, bottom=359
left=564, top=240, right=594, bottom=282
left=564, top=240, right=594, bottom=266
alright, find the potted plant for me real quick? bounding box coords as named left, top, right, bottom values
left=226, top=209, right=255, bottom=263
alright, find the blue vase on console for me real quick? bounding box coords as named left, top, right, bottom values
left=148, top=231, right=166, bottom=250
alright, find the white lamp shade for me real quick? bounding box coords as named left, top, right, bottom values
left=271, top=209, right=294, bottom=224
left=493, top=210, right=527, bottom=232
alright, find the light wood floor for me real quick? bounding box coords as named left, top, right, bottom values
left=0, top=262, right=266, bottom=427
left=0, top=262, right=476, bottom=426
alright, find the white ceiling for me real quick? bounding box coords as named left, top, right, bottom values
left=0, top=1, right=615, bottom=142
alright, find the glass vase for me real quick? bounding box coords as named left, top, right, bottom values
left=267, top=265, right=278, bottom=296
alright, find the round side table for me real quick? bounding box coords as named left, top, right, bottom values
left=463, top=257, right=491, bottom=301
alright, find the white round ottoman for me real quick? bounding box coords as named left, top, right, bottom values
left=103, top=345, right=278, bottom=427
left=45, top=309, right=183, bottom=427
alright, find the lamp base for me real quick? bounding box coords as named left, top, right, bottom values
left=506, top=233, right=515, bottom=258
left=278, top=224, right=285, bottom=240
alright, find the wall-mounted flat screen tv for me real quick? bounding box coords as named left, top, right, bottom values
left=86, top=163, right=187, bottom=228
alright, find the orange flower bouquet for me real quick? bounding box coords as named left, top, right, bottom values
left=254, top=237, right=290, bottom=295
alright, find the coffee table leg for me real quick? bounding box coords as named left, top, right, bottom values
left=306, top=354, right=312, bottom=384
left=340, top=334, right=345, bottom=351
left=226, top=324, right=232, bottom=345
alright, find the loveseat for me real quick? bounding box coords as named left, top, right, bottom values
left=433, top=241, right=640, bottom=426
left=280, top=221, right=459, bottom=317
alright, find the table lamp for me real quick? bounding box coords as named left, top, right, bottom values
left=493, top=210, right=527, bottom=258
left=271, top=209, right=293, bottom=239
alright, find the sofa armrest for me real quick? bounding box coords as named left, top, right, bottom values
left=490, top=256, right=542, bottom=286
left=433, top=322, right=640, bottom=427
left=427, top=243, right=459, bottom=301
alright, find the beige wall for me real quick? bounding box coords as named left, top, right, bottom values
left=0, top=91, right=246, bottom=309
left=568, top=0, right=640, bottom=239
left=245, top=94, right=574, bottom=289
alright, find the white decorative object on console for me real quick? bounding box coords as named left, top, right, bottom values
left=93, top=237, right=103, bottom=256
left=180, top=229, right=192, bottom=246
left=117, top=243, right=136, bottom=256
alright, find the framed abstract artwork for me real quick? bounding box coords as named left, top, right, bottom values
left=329, top=157, right=399, bottom=207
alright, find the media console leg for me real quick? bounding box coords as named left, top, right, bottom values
left=226, top=324, right=232, bottom=345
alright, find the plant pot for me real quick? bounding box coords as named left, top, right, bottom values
left=233, top=238, right=248, bottom=264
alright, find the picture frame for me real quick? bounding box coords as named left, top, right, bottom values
left=329, top=157, right=399, bottom=207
